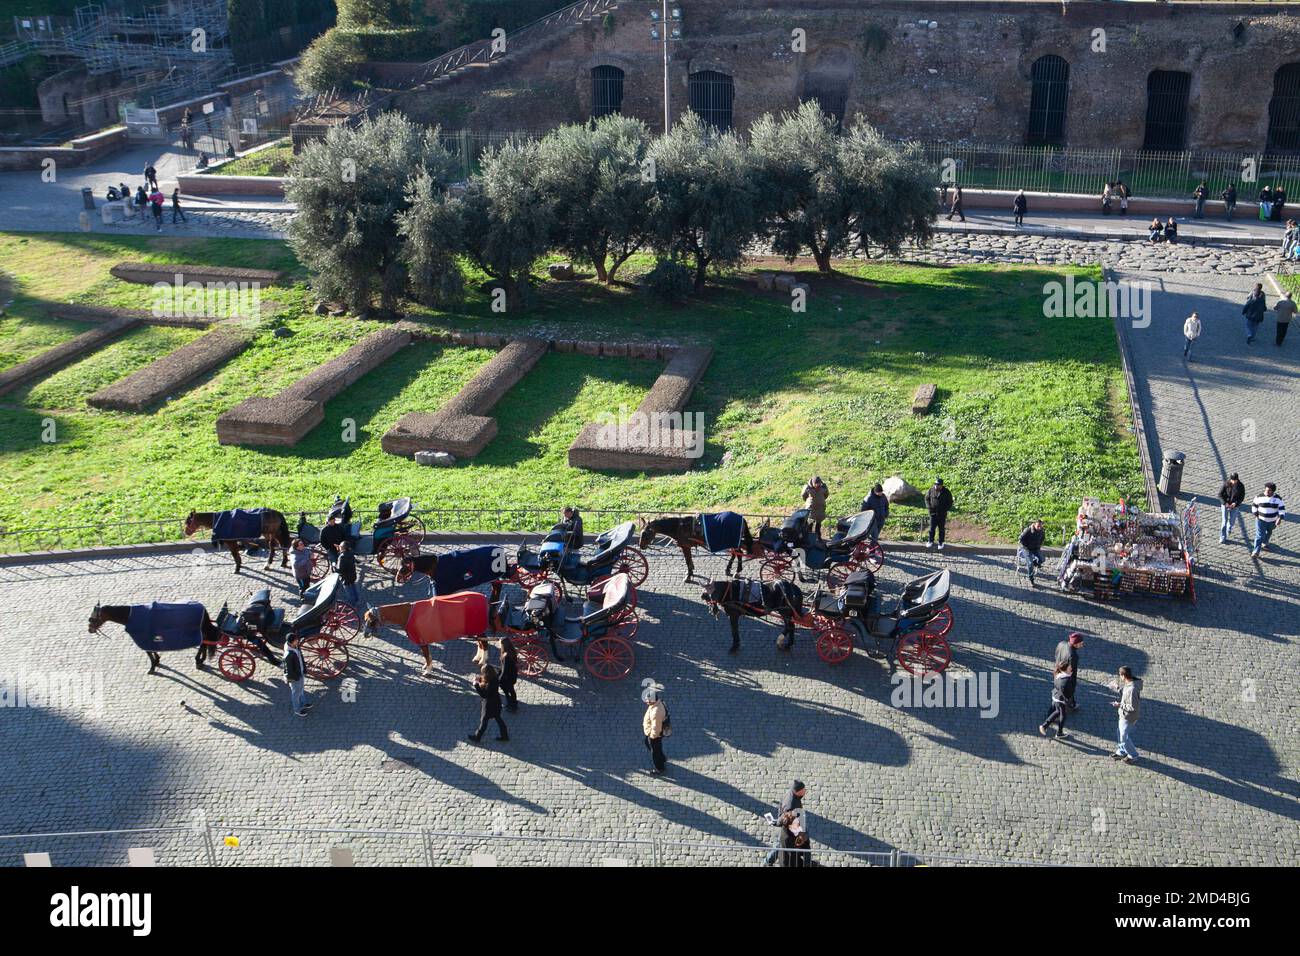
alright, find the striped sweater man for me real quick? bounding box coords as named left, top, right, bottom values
left=1250, top=483, right=1286, bottom=556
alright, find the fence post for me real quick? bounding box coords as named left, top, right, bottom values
left=193, top=808, right=216, bottom=866
left=889, top=848, right=900, bottom=868
left=423, top=829, right=436, bottom=866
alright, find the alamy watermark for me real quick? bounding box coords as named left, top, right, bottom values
left=1, top=670, right=105, bottom=715
left=1042, top=275, right=1153, bottom=328
left=151, top=275, right=262, bottom=320
left=890, top=671, right=1000, bottom=719
left=595, top=404, right=705, bottom=458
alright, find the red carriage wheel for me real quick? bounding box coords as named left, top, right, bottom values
left=611, top=547, right=650, bottom=588
left=606, top=609, right=639, bottom=640
left=815, top=625, right=854, bottom=665
left=896, top=630, right=951, bottom=677
left=307, top=545, right=330, bottom=583
left=513, top=565, right=549, bottom=589
left=825, top=562, right=853, bottom=591
left=301, top=635, right=349, bottom=681
left=377, top=533, right=421, bottom=570
left=400, top=515, right=427, bottom=538
left=514, top=638, right=549, bottom=678
left=218, top=641, right=257, bottom=682
left=928, top=604, right=954, bottom=637
left=855, top=542, right=885, bottom=573
left=322, top=602, right=361, bottom=644
left=584, top=636, right=635, bottom=681
left=759, top=555, right=796, bottom=583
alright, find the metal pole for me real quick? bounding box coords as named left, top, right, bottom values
left=662, top=0, right=670, bottom=134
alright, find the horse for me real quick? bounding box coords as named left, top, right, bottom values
left=364, top=598, right=496, bottom=675
left=701, top=578, right=805, bottom=654
left=639, top=515, right=759, bottom=582
left=184, top=509, right=292, bottom=573
left=88, top=603, right=218, bottom=675
left=394, top=549, right=508, bottom=604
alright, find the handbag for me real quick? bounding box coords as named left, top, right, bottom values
left=661, top=705, right=672, bottom=738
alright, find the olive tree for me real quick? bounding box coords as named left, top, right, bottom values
left=286, top=112, right=458, bottom=313
left=648, top=111, right=762, bottom=292
left=750, top=102, right=936, bottom=273
left=535, top=115, right=656, bottom=283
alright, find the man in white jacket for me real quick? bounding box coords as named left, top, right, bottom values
left=1109, top=666, right=1142, bottom=764
left=1183, top=311, right=1201, bottom=360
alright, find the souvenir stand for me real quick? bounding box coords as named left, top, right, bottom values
left=1058, top=498, right=1196, bottom=603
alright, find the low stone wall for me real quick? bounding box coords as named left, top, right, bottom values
left=568, top=346, right=713, bottom=473
left=956, top=188, right=1259, bottom=219
left=48, top=304, right=208, bottom=329
left=88, top=324, right=254, bottom=412
left=217, top=326, right=413, bottom=446
left=109, top=262, right=283, bottom=286
left=178, top=174, right=287, bottom=197
left=0, top=126, right=128, bottom=172
left=0, top=317, right=141, bottom=396
left=382, top=337, right=549, bottom=459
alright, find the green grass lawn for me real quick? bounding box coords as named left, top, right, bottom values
left=209, top=141, right=296, bottom=178
left=0, top=232, right=1144, bottom=545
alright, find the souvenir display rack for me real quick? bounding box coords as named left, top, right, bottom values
left=1058, top=498, right=1195, bottom=603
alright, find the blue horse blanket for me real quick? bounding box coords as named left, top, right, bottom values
left=211, top=508, right=268, bottom=543
left=124, top=602, right=206, bottom=652
left=434, top=546, right=506, bottom=595
left=700, top=511, right=745, bottom=552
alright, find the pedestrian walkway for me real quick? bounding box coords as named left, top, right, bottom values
left=936, top=209, right=1287, bottom=247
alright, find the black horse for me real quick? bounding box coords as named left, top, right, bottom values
left=640, top=515, right=759, bottom=582
left=701, top=578, right=805, bottom=653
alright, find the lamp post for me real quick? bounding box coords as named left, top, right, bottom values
left=651, top=3, right=684, bottom=133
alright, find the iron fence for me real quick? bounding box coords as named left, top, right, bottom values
left=0, top=821, right=1065, bottom=868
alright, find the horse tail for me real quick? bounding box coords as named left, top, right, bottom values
left=277, top=512, right=291, bottom=547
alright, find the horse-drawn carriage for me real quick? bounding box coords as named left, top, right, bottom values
left=702, top=567, right=954, bottom=676
left=639, top=511, right=760, bottom=581
left=296, top=495, right=423, bottom=581
left=494, top=572, right=639, bottom=680
left=214, top=572, right=356, bottom=681
left=365, top=589, right=513, bottom=675
left=514, top=520, right=649, bottom=593
left=754, top=509, right=885, bottom=588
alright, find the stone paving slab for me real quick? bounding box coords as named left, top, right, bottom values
left=0, top=541, right=1294, bottom=866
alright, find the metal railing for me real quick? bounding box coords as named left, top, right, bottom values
left=0, top=820, right=1066, bottom=868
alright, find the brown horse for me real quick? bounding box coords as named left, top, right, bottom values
left=184, top=509, right=292, bottom=573
left=89, top=603, right=219, bottom=675
left=639, top=515, right=759, bottom=582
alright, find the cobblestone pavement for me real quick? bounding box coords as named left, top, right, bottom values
left=0, top=538, right=1295, bottom=866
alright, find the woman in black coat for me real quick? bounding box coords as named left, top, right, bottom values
left=468, top=665, right=508, bottom=743
left=498, top=638, right=519, bottom=712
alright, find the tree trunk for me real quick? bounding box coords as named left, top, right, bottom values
left=693, top=253, right=709, bottom=293
left=593, top=255, right=609, bottom=283
left=811, top=243, right=833, bottom=275
left=607, top=253, right=629, bottom=283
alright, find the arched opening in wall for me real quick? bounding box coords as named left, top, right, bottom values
left=591, top=65, right=625, bottom=119
left=1267, top=63, right=1300, bottom=152
left=801, top=74, right=850, bottom=131
left=688, top=70, right=734, bottom=131
left=1143, top=70, right=1191, bottom=151
left=1026, top=55, right=1069, bottom=145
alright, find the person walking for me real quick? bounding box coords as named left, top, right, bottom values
left=642, top=687, right=668, bottom=775
left=1018, top=518, right=1046, bottom=586
left=1221, top=183, right=1237, bottom=220
left=946, top=184, right=965, bottom=222
left=1013, top=189, right=1027, bottom=227
left=782, top=813, right=813, bottom=867
left=1274, top=291, right=1296, bottom=346
left=498, top=638, right=519, bottom=712
left=1192, top=181, right=1208, bottom=218
left=135, top=185, right=150, bottom=222
left=284, top=633, right=312, bottom=717
left=765, top=780, right=807, bottom=866
left=337, top=539, right=359, bottom=605
left=468, top=664, right=508, bottom=744
left=1250, top=482, right=1286, bottom=557
left=860, top=483, right=890, bottom=543
left=171, top=188, right=186, bottom=224
left=149, top=186, right=164, bottom=232
left=144, top=163, right=158, bottom=190
left=1038, top=661, right=1072, bottom=739
left=1182, top=310, right=1201, bottom=361
left=1218, top=472, right=1246, bottom=544
left=1108, top=666, right=1142, bottom=764
left=1243, top=283, right=1268, bottom=344
left=1055, top=632, right=1084, bottom=710
left=801, top=475, right=829, bottom=538
left=925, top=478, right=953, bottom=550
left=291, top=539, right=313, bottom=597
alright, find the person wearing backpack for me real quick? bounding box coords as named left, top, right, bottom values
left=642, top=687, right=669, bottom=775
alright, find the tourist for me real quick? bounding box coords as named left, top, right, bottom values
left=1148, top=217, right=1164, bottom=242
left=560, top=505, right=584, bottom=549
left=105, top=185, right=120, bottom=202
left=319, top=513, right=348, bottom=565
left=171, top=188, right=186, bottom=224
left=1018, top=518, right=1046, bottom=585
left=1163, top=217, right=1178, bottom=244
left=1274, top=185, right=1288, bottom=222
left=1243, top=283, right=1268, bottom=344
left=642, top=686, right=668, bottom=775
left=291, top=540, right=313, bottom=597
left=1250, top=482, right=1286, bottom=557
left=337, top=539, right=359, bottom=604
left=135, top=185, right=149, bottom=221
left=468, top=664, right=508, bottom=744
left=1039, top=661, right=1072, bottom=739
left=144, top=163, right=158, bottom=190
left=861, top=483, right=890, bottom=543
left=1013, top=188, right=1027, bottom=227
left=180, top=121, right=193, bottom=151
left=1056, top=632, right=1084, bottom=710
left=149, top=186, right=165, bottom=232
left=782, top=814, right=813, bottom=867
left=1275, top=291, right=1296, bottom=345
left=1283, top=220, right=1298, bottom=258
left=765, top=780, right=807, bottom=866
left=1221, top=183, right=1237, bottom=219
left=196, top=152, right=209, bottom=169
left=498, top=638, right=519, bottom=712
left=1219, top=472, right=1247, bottom=544
left=1108, top=666, right=1142, bottom=764
left=1259, top=185, right=1274, bottom=221
left=1182, top=310, right=1201, bottom=361
left=1101, top=182, right=1114, bottom=215
left=801, top=475, right=829, bottom=538
left=925, top=478, right=954, bottom=551
left=939, top=183, right=950, bottom=213
left=284, top=633, right=312, bottom=717
left=946, top=184, right=965, bottom=222
left=1117, top=180, right=1130, bottom=215
left=1192, top=181, right=1208, bottom=218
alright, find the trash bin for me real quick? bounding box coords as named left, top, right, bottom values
left=1159, top=452, right=1186, bottom=497
left=81, top=186, right=95, bottom=210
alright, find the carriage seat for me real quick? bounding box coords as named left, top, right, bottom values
left=898, top=569, right=950, bottom=619
left=842, top=568, right=876, bottom=612
left=781, top=509, right=811, bottom=547
left=581, top=574, right=631, bottom=620
left=831, top=511, right=874, bottom=549
left=814, top=590, right=843, bottom=616
left=582, top=521, right=636, bottom=572
left=554, top=572, right=629, bottom=642
left=375, top=497, right=411, bottom=529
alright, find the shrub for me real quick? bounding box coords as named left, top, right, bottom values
left=296, top=28, right=367, bottom=94
left=642, top=259, right=694, bottom=303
